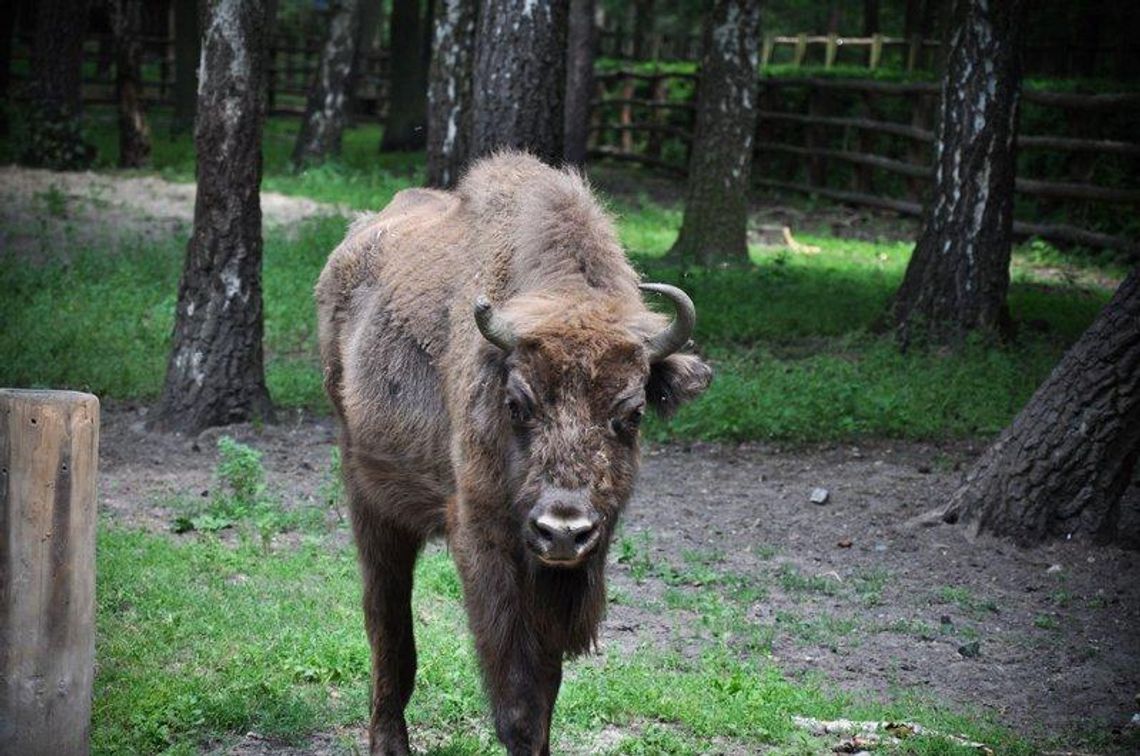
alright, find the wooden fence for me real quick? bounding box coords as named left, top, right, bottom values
left=8, top=34, right=390, bottom=118
left=589, top=69, right=1140, bottom=254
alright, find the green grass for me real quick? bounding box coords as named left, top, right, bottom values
left=94, top=524, right=1042, bottom=754
left=0, top=114, right=1118, bottom=442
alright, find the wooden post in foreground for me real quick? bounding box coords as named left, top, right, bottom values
left=1, top=390, right=99, bottom=755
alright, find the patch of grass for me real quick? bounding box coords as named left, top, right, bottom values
left=776, top=564, right=841, bottom=596
left=934, top=586, right=999, bottom=617
left=93, top=525, right=1042, bottom=754
left=1, top=125, right=1115, bottom=444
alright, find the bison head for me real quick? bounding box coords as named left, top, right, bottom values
left=474, top=285, right=712, bottom=569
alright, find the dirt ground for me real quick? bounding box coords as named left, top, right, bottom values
left=98, top=402, right=1140, bottom=754
left=8, top=167, right=1139, bottom=753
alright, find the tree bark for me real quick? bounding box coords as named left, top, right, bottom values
left=470, top=0, right=568, bottom=166
left=23, top=0, right=93, bottom=169
left=292, top=0, right=360, bottom=169
left=563, top=0, right=595, bottom=166
left=942, top=267, right=1140, bottom=548
left=112, top=0, right=151, bottom=168
left=669, top=0, right=760, bottom=267
left=172, top=0, right=201, bottom=135
left=891, top=0, right=1025, bottom=347
left=380, top=0, right=428, bottom=151
left=150, top=0, right=273, bottom=435
left=348, top=0, right=382, bottom=114
left=425, top=0, right=477, bottom=187
left=0, top=0, right=15, bottom=135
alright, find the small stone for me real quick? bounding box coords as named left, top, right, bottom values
left=810, top=487, right=830, bottom=505
left=917, top=464, right=932, bottom=474
left=1046, top=564, right=1063, bottom=574
left=837, top=538, right=853, bottom=548
left=874, top=542, right=888, bottom=553
left=958, top=641, right=981, bottom=658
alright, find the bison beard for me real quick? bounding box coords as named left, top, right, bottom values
left=316, top=152, right=711, bottom=755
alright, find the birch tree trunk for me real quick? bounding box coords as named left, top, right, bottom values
left=669, top=0, right=760, bottom=266
left=563, top=0, right=595, bottom=167
left=292, top=0, right=360, bottom=169
left=150, top=0, right=273, bottom=434
left=425, top=0, right=477, bottom=187
left=941, top=267, right=1140, bottom=548
left=470, top=0, right=568, bottom=165
left=24, top=0, right=93, bottom=168
left=892, top=0, right=1026, bottom=346
left=112, top=0, right=151, bottom=168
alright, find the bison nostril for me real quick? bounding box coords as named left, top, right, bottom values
left=531, top=519, right=555, bottom=542
left=574, top=528, right=595, bottom=546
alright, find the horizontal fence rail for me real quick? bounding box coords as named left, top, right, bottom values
left=590, top=71, right=1139, bottom=254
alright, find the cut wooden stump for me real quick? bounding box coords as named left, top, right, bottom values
left=1, top=389, right=100, bottom=755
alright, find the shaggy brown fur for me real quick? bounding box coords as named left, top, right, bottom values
left=316, top=152, right=711, bottom=755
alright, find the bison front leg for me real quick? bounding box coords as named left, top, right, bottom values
left=458, top=549, right=563, bottom=755
left=352, top=512, right=421, bottom=755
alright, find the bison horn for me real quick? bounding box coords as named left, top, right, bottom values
left=639, top=283, right=696, bottom=361
left=474, top=296, right=518, bottom=352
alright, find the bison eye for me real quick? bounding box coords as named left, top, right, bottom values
left=506, top=397, right=531, bottom=424
left=610, top=404, right=644, bottom=436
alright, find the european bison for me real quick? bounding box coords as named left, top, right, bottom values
left=316, top=152, right=711, bottom=754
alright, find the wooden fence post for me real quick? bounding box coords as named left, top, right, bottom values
left=761, top=32, right=775, bottom=68
left=907, top=34, right=922, bottom=72
left=869, top=34, right=883, bottom=70
left=825, top=34, right=838, bottom=69
left=793, top=34, right=808, bottom=67
left=1, top=389, right=99, bottom=756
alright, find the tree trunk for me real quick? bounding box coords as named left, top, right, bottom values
left=150, top=0, right=273, bottom=435
left=563, top=0, right=595, bottom=167
left=863, top=0, right=879, bottom=65
left=380, top=0, right=428, bottom=151
left=631, top=0, right=654, bottom=60
left=891, top=0, right=1025, bottom=347
left=24, top=0, right=93, bottom=169
left=942, top=267, right=1140, bottom=548
left=425, top=0, right=477, bottom=188
left=469, top=0, right=568, bottom=166
left=347, top=0, right=382, bottom=115
left=0, top=0, right=15, bottom=135
left=172, top=0, right=200, bottom=135
left=112, top=0, right=151, bottom=168
left=669, top=0, right=760, bottom=267
left=292, top=0, right=359, bottom=169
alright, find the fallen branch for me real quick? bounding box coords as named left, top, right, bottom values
left=792, top=716, right=995, bottom=754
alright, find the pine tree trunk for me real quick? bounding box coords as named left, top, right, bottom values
left=425, top=0, right=476, bottom=187
left=380, top=0, right=428, bottom=151
left=150, top=0, right=273, bottom=435
left=172, top=0, right=201, bottom=135
left=24, top=0, right=93, bottom=169
left=292, top=0, right=359, bottom=169
left=469, top=0, right=568, bottom=165
left=112, top=0, right=151, bottom=168
left=669, top=0, right=760, bottom=266
left=892, top=0, right=1025, bottom=346
left=563, top=0, right=595, bottom=167
left=943, top=267, right=1140, bottom=548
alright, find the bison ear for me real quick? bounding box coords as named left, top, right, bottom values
left=645, top=353, right=712, bottom=419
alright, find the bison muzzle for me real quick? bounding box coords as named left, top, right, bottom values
left=316, top=152, right=711, bottom=755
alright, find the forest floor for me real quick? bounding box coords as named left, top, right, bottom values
left=99, top=403, right=1140, bottom=754
left=5, top=166, right=1138, bottom=754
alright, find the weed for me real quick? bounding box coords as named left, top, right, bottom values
left=777, top=564, right=841, bottom=596
left=37, top=184, right=68, bottom=217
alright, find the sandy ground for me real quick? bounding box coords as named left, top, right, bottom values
left=7, top=167, right=1139, bottom=753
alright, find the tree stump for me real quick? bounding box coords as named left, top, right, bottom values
left=1, top=390, right=99, bottom=754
